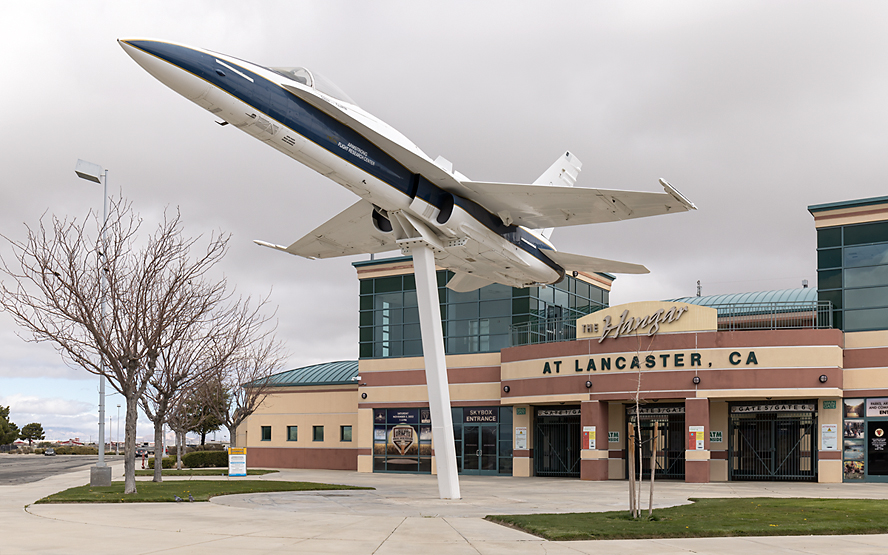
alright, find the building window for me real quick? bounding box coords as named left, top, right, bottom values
left=313, top=426, right=324, bottom=442
left=357, top=259, right=609, bottom=358
left=816, top=220, right=888, bottom=331
left=261, top=426, right=271, bottom=441
left=287, top=426, right=298, bottom=442
left=340, top=425, right=352, bottom=442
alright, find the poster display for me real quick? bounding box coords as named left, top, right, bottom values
left=582, top=426, right=596, bottom=450
left=228, top=447, right=247, bottom=477
left=688, top=426, right=704, bottom=450
left=844, top=398, right=865, bottom=418
left=868, top=421, right=888, bottom=476
left=866, top=398, right=888, bottom=417
left=515, top=427, right=527, bottom=450
left=821, top=424, right=838, bottom=451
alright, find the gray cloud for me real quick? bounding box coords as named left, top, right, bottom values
left=1, top=1, right=886, bottom=432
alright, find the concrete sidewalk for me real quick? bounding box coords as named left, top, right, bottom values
left=4, top=464, right=888, bottom=554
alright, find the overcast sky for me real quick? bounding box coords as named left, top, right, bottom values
left=1, top=1, right=886, bottom=443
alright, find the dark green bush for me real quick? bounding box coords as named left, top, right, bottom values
left=54, top=445, right=98, bottom=455
left=182, top=450, right=228, bottom=468
left=146, top=456, right=175, bottom=469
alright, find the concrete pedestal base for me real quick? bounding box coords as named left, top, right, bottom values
left=90, top=466, right=112, bottom=487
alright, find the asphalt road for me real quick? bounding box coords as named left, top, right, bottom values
left=0, top=454, right=124, bottom=485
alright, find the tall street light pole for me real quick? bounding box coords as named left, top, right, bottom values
left=75, top=159, right=112, bottom=486
left=117, top=404, right=121, bottom=455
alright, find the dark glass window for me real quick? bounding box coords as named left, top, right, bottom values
left=845, top=308, right=888, bottom=331
left=845, top=266, right=888, bottom=288
left=287, top=426, right=297, bottom=441
left=261, top=426, right=271, bottom=441
left=817, top=248, right=842, bottom=269
left=360, top=268, right=609, bottom=358
left=846, top=287, right=888, bottom=310
left=844, top=243, right=888, bottom=268
left=312, top=426, right=324, bottom=442
left=818, top=290, right=842, bottom=310
left=818, top=269, right=842, bottom=290
left=340, top=426, right=352, bottom=442
left=817, top=227, right=841, bottom=248
left=844, top=222, right=888, bottom=246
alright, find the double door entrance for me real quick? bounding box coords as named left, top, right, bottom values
left=627, top=405, right=686, bottom=480
left=461, top=424, right=498, bottom=474
left=729, top=403, right=817, bottom=481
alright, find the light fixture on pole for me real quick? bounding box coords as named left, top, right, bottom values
left=75, top=159, right=111, bottom=487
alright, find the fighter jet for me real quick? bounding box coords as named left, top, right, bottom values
left=119, top=39, right=696, bottom=292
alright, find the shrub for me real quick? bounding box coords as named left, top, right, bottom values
left=146, top=457, right=175, bottom=469
left=54, top=445, right=98, bottom=455
left=35, top=448, right=44, bottom=454
left=182, top=450, right=229, bottom=468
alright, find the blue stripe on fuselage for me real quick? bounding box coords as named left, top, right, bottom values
left=125, top=40, right=564, bottom=279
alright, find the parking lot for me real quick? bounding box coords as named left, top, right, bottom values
left=0, top=454, right=123, bottom=485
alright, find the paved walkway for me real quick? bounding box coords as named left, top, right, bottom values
left=3, top=463, right=888, bottom=554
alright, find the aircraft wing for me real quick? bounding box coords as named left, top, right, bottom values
left=255, top=200, right=398, bottom=259
left=543, top=250, right=649, bottom=275
left=280, top=84, right=478, bottom=198
left=458, top=178, right=696, bottom=229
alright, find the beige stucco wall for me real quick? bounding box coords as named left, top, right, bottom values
left=244, top=387, right=358, bottom=450
left=608, top=402, right=625, bottom=479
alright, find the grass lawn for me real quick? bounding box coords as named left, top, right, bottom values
left=487, top=497, right=888, bottom=541
left=134, top=468, right=277, bottom=476
left=35, top=480, right=372, bottom=504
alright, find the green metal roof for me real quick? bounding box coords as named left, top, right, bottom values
left=808, top=196, right=888, bottom=214
left=668, top=288, right=817, bottom=306
left=266, top=360, right=358, bottom=387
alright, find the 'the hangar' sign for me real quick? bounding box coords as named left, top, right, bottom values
left=577, top=301, right=718, bottom=342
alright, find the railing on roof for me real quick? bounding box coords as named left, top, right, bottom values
left=509, top=301, right=834, bottom=347
left=712, top=301, right=833, bottom=332
left=510, top=317, right=578, bottom=347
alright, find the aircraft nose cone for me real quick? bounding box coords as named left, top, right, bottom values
left=118, top=38, right=208, bottom=101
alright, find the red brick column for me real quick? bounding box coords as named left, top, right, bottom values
left=685, top=397, right=710, bottom=483
left=581, top=400, right=608, bottom=480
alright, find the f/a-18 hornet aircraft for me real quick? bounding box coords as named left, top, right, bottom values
left=119, top=39, right=696, bottom=292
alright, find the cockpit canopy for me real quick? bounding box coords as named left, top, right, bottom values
left=269, top=66, right=356, bottom=105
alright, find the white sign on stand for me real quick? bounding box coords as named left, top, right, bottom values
left=228, top=447, right=247, bottom=476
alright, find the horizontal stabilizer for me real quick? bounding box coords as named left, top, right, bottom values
left=446, top=272, right=496, bottom=293
left=259, top=200, right=399, bottom=260
left=543, top=250, right=649, bottom=275
left=459, top=179, right=696, bottom=230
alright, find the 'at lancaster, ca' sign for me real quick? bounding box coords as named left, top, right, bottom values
left=577, top=301, right=717, bottom=342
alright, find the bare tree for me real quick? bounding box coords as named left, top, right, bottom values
left=143, top=295, right=278, bottom=481
left=0, top=199, right=230, bottom=494
left=207, top=329, right=287, bottom=448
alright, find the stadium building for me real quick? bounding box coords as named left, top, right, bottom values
left=240, top=195, right=888, bottom=483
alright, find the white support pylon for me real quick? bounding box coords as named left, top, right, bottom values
left=410, top=242, right=461, bottom=499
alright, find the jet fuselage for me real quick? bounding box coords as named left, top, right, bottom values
left=119, top=39, right=564, bottom=288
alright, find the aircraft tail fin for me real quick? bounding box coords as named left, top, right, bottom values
left=532, top=152, right=582, bottom=239
left=543, top=249, right=649, bottom=275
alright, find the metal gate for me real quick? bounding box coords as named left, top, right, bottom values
left=729, top=408, right=817, bottom=481
left=534, top=408, right=580, bottom=477
left=627, top=406, right=686, bottom=480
